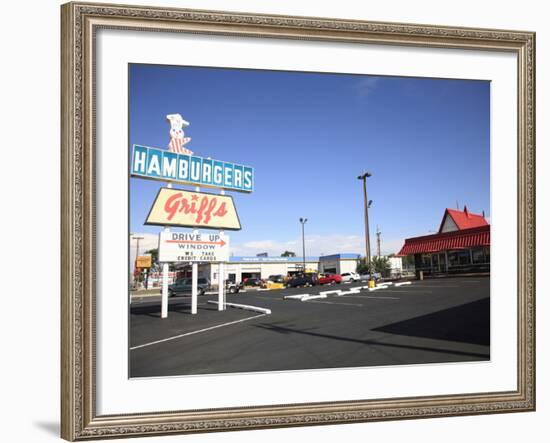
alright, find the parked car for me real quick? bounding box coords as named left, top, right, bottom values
left=359, top=272, right=382, bottom=282
left=243, top=277, right=264, bottom=287
left=318, top=273, right=342, bottom=285
left=340, top=272, right=360, bottom=282
left=225, top=280, right=241, bottom=294
left=168, top=277, right=210, bottom=296
left=286, top=273, right=318, bottom=288
left=267, top=274, right=285, bottom=284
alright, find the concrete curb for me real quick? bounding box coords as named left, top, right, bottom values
left=395, top=282, right=412, bottom=287
left=283, top=294, right=328, bottom=302
left=283, top=294, right=310, bottom=300
left=302, top=294, right=328, bottom=301
left=207, top=300, right=271, bottom=315
left=130, top=292, right=161, bottom=298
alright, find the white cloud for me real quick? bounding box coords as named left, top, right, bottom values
left=231, top=233, right=405, bottom=257
left=231, top=238, right=298, bottom=257
left=354, top=77, right=380, bottom=97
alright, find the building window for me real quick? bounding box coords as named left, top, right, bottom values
left=448, top=250, right=470, bottom=266
left=421, top=254, right=432, bottom=268
left=472, top=247, right=490, bottom=264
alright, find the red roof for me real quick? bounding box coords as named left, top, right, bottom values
left=438, top=206, right=488, bottom=233
left=397, top=225, right=490, bottom=256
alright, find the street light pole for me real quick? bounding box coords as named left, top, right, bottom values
left=357, top=172, right=372, bottom=269
left=299, top=217, right=308, bottom=272
left=376, top=225, right=382, bottom=259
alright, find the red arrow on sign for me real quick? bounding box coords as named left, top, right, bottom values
left=166, top=239, right=227, bottom=247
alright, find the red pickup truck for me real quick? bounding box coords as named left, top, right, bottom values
left=318, top=273, right=342, bottom=285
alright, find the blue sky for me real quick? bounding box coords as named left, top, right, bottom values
left=129, top=64, right=490, bottom=257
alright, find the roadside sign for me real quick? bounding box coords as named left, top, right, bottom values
left=132, top=113, right=251, bottom=318
left=145, top=188, right=241, bottom=230
left=131, top=144, right=254, bottom=193
left=135, top=255, right=152, bottom=268
left=158, top=232, right=230, bottom=263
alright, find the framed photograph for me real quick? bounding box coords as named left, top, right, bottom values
left=61, top=1, right=535, bottom=440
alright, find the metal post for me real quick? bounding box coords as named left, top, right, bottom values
left=135, top=237, right=142, bottom=262
left=364, top=179, right=372, bottom=266
left=131, top=235, right=144, bottom=285
left=376, top=226, right=381, bottom=259
left=161, top=261, right=169, bottom=318
left=218, top=261, right=225, bottom=311
left=191, top=262, right=198, bottom=314
left=161, top=183, right=173, bottom=319
left=191, top=185, right=200, bottom=315
left=302, top=223, right=306, bottom=271
left=358, top=172, right=372, bottom=270
left=218, top=189, right=226, bottom=311
left=299, top=218, right=308, bottom=272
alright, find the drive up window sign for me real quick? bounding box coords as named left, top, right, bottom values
left=158, top=232, right=230, bottom=263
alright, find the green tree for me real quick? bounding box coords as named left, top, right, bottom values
left=281, top=250, right=296, bottom=257
left=356, top=256, right=391, bottom=277
left=356, top=258, right=369, bottom=274
left=372, top=256, right=391, bottom=277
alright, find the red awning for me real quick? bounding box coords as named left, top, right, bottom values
left=397, top=225, right=490, bottom=256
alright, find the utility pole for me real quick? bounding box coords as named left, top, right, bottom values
left=376, top=226, right=381, bottom=258
left=357, top=172, right=372, bottom=269
left=131, top=234, right=144, bottom=285
left=299, top=218, right=308, bottom=273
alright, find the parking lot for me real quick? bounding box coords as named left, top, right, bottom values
left=129, top=276, right=490, bottom=377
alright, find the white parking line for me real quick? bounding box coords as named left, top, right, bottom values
left=340, top=295, right=400, bottom=300
left=306, top=300, right=364, bottom=307
left=363, top=295, right=401, bottom=300
left=402, top=284, right=459, bottom=288
left=130, top=313, right=267, bottom=351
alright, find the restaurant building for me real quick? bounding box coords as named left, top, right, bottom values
left=397, top=206, right=490, bottom=275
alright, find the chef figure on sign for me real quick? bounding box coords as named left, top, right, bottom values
left=166, top=113, right=193, bottom=155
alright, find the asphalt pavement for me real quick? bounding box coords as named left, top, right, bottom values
left=129, top=277, right=490, bottom=377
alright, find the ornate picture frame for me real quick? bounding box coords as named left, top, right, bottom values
left=61, top=2, right=535, bottom=440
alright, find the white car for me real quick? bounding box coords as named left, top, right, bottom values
left=340, top=272, right=360, bottom=282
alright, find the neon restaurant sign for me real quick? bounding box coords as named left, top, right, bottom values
left=131, top=144, right=254, bottom=193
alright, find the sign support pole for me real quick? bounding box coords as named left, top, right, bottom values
left=218, top=261, right=225, bottom=310
left=191, top=262, right=198, bottom=314
left=218, top=188, right=226, bottom=311
left=191, top=186, right=200, bottom=315
left=161, top=182, right=172, bottom=319
left=161, top=261, right=169, bottom=318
